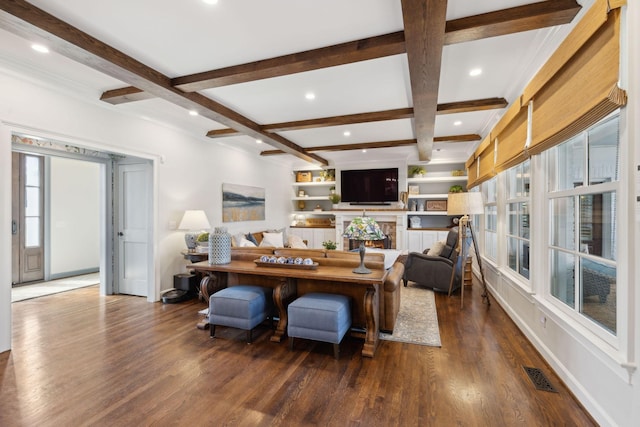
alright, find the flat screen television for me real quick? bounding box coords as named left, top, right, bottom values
left=340, top=168, right=398, bottom=205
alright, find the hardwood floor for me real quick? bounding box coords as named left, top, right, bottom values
left=1, top=284, right=596, bottom=426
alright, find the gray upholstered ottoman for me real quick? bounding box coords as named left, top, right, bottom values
left=209, top=285, right=273, bottom=343
left=288, top=293, right=351, bottom=359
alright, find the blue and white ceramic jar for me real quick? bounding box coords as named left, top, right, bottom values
left=209, top=226, right=231, bottom=265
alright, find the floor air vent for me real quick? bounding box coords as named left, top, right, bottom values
left=523, top=366, right=558, bottom=393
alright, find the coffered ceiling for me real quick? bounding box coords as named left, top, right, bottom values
left=0, top=0, right=590, bottom=167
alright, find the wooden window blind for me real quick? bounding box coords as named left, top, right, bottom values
left=493, top=99, right=529, bottom=172
left=464, top=0, right=626, bottom=178
left=528, top=4, right=626, bottom=155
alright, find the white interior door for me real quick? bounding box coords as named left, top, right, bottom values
left=117, top=162, right=151, bottom=296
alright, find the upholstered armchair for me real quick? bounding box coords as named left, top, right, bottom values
left=402, top=228, right=461, bottom=293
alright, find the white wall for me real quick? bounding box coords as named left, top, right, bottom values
left=49, top=157, right=101, bottom=277
left=0, top=70, right=292, bottom=353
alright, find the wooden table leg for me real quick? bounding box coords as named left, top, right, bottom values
left=270, top=278, right=297, bottom=343
left=361, top=284, right=379, bottom=358
left=196, top=272, right=227, bottom=330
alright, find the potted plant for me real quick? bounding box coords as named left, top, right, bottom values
left=322, top=240, right=337, bottom=250
left=196, top=232, right=209, bottom=252
left=409, top=165, right=426, bottom=178
left=329, top=193, right=341, bottom=207
left=449, top=185, right=464, bottom=193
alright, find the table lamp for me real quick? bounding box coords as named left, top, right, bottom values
left=178, top=210, right=211, bottom=252
left=343, top=213, right=385, bottom=274
left=447, top=192, right=490, bottom=306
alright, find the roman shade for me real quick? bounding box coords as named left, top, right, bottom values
left=466, top=134, right=494, bottom=188
left=493, top=99, right=530, bottom=172
left=465, top=0, right=626, bottom=181
left=526, top=0, right=626, bottom=155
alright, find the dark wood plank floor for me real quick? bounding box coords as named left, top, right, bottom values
left=0, top=283, right=596, bottom=426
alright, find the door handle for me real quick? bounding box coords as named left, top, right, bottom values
left=12, top=220, right=18, bottom=235
left=118, top=232, right=124, bottom=236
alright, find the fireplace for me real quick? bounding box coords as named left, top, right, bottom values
left=343, top=220, right=397, bottom=250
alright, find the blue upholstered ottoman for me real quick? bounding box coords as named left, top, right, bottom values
left=209, top=285, right=273, bottom=343
left=288, top=293, right=351, bottom=358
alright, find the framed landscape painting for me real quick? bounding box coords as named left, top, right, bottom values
left=222, top=183, right=265, bottom=222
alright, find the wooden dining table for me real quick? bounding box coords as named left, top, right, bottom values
left=189, top=259, right=388, bottom=357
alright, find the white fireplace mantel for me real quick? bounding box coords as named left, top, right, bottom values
left=334, top=212, right=407, bottom=251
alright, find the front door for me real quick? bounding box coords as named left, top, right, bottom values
left=11, top=152, right=45, bottom=284
left=116, top=162, right=151, bottom=297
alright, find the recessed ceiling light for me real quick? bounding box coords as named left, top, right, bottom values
left=469, top=68, right=482, bottom=77
left=31, top=44, right=49, bottom=53
left=202, top=0, right=218, bottom=4
left=453, top=121, right=462, bottom=126
left=189, top=110, right=198, bottom=116
left=305, top=92, right=315, bottom=100
left=256, top=139, right=263, bottom=144
left=343, top=131, right=351, bottom=137
left=362, top=149, right=367, bottom=153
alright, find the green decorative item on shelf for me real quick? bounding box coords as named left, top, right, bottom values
left=319, top=169, right=335, bottom=181
left=322, top=240, right=337, bottom=250
left=329, top=193, right=341, bottom=204
left=449, top=185, right=464, bottom=193
left=409, top=165, right=426, bottom=177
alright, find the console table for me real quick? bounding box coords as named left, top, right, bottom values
left=189, top=259, right=388, bottom=358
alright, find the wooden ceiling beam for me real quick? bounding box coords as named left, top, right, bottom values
left=100, top=1, right=580, bottom=105
left=259, top=134, right=481, bottom=156
left=401, top=0, right=448, bottom=162
left=0, top=0, right=328, bottom=166
left=444, top=0, right=581, bottom=45
left=207, top=107, right=414, bottom=138
left=437, top=97, right=508, bottom=115
left=101, top=31, right=405, bottom=105
left=206, top=98, right=505, bottom=138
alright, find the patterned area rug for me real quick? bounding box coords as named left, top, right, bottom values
left=379, top=283, right=441, bottom=347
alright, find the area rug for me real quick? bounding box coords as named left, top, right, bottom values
left=379, top=284, right=441, bottom=347
left=11, top=273, right=100, bottom=302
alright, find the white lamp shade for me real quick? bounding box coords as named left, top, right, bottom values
left=178, top=210, right=211, bottom=230
left=447, top=192, right=484, bottom=216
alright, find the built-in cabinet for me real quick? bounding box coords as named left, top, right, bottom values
left=290, top=169, right=336, bottom=249
left=291, top=169, right=336, bottom=216
left=288, top=164, right=466, bottom=251
left=406, top=230, right=450, bottom=253
left=406, top=162, right=466, bottom=230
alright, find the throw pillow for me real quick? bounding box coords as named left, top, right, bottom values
left=232, top=232, right=246, bottom=247
left=427, top=240, right=446, bottom=256
left=245, top=233, right=259, bottom=246
left=238, top=237, right=257, bottom=247
left=260, top=232, right=284, bottom=248
left=287, top=234, right=308, bottom=249
left=267, top=227, right=288, bottom=245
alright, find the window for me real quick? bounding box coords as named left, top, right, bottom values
left=24, top=155, right=42, bottom=248
left=546, top=114, right=619, bottom=334
left=483, top=178, right=497, bottom=261
left=506, top=160, right=530, bottom=279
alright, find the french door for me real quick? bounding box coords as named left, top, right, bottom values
left=11, top=152, right=45, bottom=284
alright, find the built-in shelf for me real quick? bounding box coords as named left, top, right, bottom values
left=292, top=196, right=331, bottom=201
left=406, top=175, right=467, bottom=184
left=291, top=210, right=335, bottom=215
left=407, top=193, right=449, bottom=199
left=292, top=181, right=336, bottom=187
